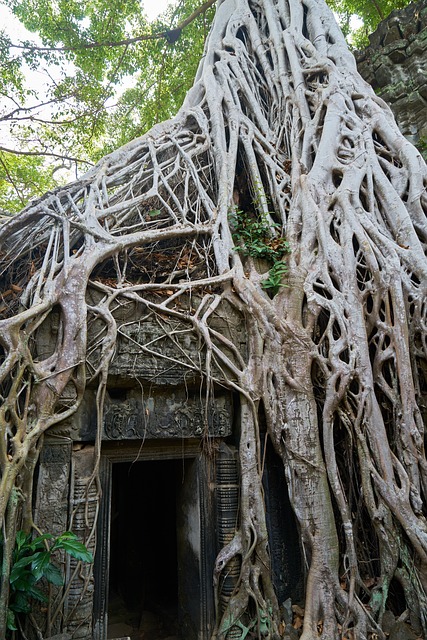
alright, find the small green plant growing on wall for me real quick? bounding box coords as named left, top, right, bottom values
left=0, top=530, right=93, bottom=634
left=417, top=136, right=427, bottom=163
left=229, top=206, right=290, bottom=295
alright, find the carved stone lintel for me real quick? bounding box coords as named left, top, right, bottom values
left=57, top=389, right=233, bottom=442
left=103, top=393, right=232, bottom=440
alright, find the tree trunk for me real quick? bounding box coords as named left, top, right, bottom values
left=0, top=0, right=426, bottom=638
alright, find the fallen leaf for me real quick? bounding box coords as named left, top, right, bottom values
left=363, top=577, right=377, bottom=588
left=293, top=616, right=303, bottom=630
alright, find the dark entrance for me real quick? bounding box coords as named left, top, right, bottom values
left=94, top=440, right=216, bottom=640
left=108, top=459, right=182, bottom=639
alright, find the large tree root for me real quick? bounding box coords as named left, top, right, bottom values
left=0, top=0, right=426, bottom=638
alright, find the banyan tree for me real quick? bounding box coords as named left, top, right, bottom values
left=0, top=0, right=426, bottom=638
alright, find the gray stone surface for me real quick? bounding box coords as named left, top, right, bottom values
left=284, top=625, right=300, bottom=640
left=281, top=598, right=293, bottom=625
left=36, top=295, right=246, bottom=388
left=52, top=387, right=233, bottom=441
left=32, top=440, right=73, bottom=636
left=388, top=620, right=418, bottom=640
left=103, top=391, right=232, bottom=440
left=85, top=294, right=247, bottom=387
left=382, top=610, right=396, bottom=634
left=356, top=0, right=427, bottom=150
left=63, top=447, right=98, bottom=640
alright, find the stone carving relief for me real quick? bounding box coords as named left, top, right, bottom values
left=64, top=447, right=98, bottom=640
left=83, top=295, right=247, bottom=387
left=103, top=393, right=232, bottom=440
left=55, top=389, right=233, bottom=441
left=32, top=439, right=73, bottom=637
left=109, top=320, right=201, bottom=385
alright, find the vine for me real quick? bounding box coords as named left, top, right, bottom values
left=0, top=0, right=426, bottom=638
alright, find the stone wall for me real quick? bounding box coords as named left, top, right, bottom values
left=356, top=0, right=427, bottom=150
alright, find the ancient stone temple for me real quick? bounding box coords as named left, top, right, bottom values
left=6, top=2, right=426, bottom=639
left=32, top=295, right=301, bottom=640
left=356, top=0, right=427, bottom=150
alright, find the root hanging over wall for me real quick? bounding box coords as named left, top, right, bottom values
left=0, top=0, right=427, bottom=638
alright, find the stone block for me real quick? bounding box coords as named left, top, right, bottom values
left=57, top=386, right=233, bottom=441
left=388, top=47, right=408, bottom=64
left=356, top=0, right=427, bottom=148
left=383, top=23, right=403, bottom=47
left=388, top=620, right=418, bottom=640
left=382, top=610, right=395, bottom=634
left=107, top=621, right=134, bottom=638
left=374, top=63, right=393, bottom=88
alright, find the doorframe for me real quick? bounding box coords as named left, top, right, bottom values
left=92, top=438, right=214, bottom=640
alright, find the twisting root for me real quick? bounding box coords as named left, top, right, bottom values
left=0, top=0, right=426, bottom=638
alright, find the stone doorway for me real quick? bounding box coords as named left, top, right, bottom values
left=107, top=459, right=182, bottom=639
left=94, top=440, right=216, bottom=640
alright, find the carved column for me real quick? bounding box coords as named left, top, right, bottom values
left=63, top=446, right=99, bottom=640
left=215, top=444, right=241, bottom=618
left=32, top=437, right=73, bottom=637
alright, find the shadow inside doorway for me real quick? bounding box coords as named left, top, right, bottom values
left=107, top=459, right=182, bottom=640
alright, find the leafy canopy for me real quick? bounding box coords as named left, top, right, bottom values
left=328, top=0, right=411, bottom=47
left=0, top=0, right=413, bottom=212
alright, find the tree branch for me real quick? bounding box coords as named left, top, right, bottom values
left=9, top=0, right=216, bottom=53
left=0, top=146, right=93, bottom=165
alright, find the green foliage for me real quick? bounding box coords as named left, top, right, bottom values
left=328, top=0, right=411, bottom=48
left=230, top=206, right=290, bottom=295
left=0, top=530, right=93, bottom=633
left=93, top=0, right=214, bottom=158
left=417, top=136, right=427, bottom=163
left=0, top=0, right=213, bottom=201
left=0, top=151, right=61, bottom=213
left=219, top=606, right=273, bottom=639
left=0, top=0, right=415, bottom=208
left=262, top=260, right=290, bottom=293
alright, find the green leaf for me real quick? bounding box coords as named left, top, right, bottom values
left=10, top=554, right=39, bottom=583
left=15, top=530, right=31, bottom=552
left=52, top=533, right=93, bottom=563
left=10, top=569, right=37, bottom=592
left=29, top=533, right=54, bottom=551
left=6, top=609, right=17, bottom=631
left=43, top=562, right=64, bottom=586
left=53, top=531, right=77, bottom=541
left=30, top=550, right=51, bottom=581
left=25, top=584, right=48, bottom=603
left=9, top=592, right=31, bottom=614
left=57, top=539, right=93, bottom=562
